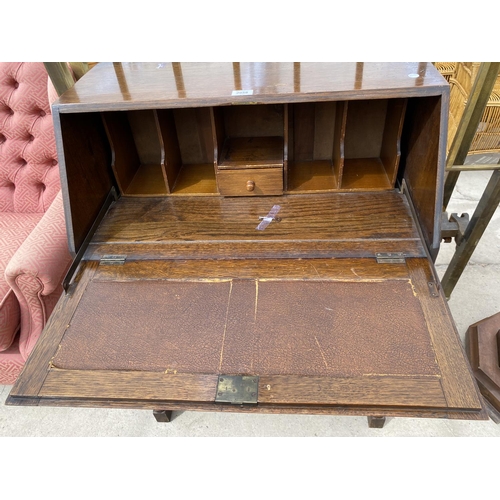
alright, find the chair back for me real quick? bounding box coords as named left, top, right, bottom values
left=0, top=62, right=60, bottom=214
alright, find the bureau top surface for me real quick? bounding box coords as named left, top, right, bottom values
left=55, top=62, right=448, bottom=112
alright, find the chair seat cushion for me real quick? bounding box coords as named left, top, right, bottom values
left=0, top=212, right=42, bottom=351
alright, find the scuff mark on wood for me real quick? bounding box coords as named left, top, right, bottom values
left=218, top=280, right=233, bottom=371
left=254, top=279, right=259, bottom=322
left=314, top=336, right=329, bottom=369
left=49, top=344, right=63, bottom=369
left=408, top=278, right=418, bottom=297
left=310, top=262, right=321, bottom=277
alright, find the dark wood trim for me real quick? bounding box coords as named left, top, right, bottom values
left=7, top=397, right=488, bottom=420
left=257, top=374, right=446, bottom=408
left=406, top=258, right=483, bottom=411
left=9, top=262, right=99, bottom=399
left=92, top=258, right=410, bottom=282
left=55, top=87, right=449, bottom=114
left=39, top=370, right=218, bottom=402
left=84, top=240, right=425, bottom=262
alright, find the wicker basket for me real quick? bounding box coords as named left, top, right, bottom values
left=434, top=62, right=456, bottom=82
left=448, top=62, right=500, bottom=155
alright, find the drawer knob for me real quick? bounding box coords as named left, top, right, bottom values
left=246, top=180, right=255, bottom=192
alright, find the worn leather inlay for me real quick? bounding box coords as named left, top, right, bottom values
left=54, top=278, right=439, bottom=377
left=53, top=280, right=232, bottom=372
left=220, top=280, right=439, bottom=377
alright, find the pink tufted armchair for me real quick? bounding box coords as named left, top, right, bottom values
left=0, top=62, right=72, bottom=384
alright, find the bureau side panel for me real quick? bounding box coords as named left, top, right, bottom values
left=400, top=92, right=449, bottom=258
left=54, top=109, right=114, bottom=254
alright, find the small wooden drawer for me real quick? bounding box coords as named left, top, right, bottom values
left=217, top=168, right=283, bottom=196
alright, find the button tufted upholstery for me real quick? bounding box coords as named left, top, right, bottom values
left=0, top=63, right=72, bottom=384
left=0, top=62, right=60, bottom=213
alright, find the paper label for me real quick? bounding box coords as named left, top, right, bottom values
left=232, top=89, right=254, bottom=96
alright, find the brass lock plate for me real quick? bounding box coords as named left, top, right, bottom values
left=215, top=375, right=259, bottom=404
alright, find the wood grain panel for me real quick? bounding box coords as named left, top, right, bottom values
left=406, top=258, right=484, bottom=411
left=313, top=102, right=337, bottom=160
left=381, top=98, right=407, bottom=185
left=92, top=192, right=420, bottom=244
left=257, top=375, right=446, bottom=407
left=293, top=103, right=315, bottom=161
left=345, top=99, right=387, bottom=159
left=125, top=164, right=168, bottom=196
left=212, top=106, right=225, bottom=165
left=21, top=398, right=487, bottom=420
left=218, top=137, right=284, bottom=169
left=287, top=160, right=337, bottom=192
left=101, top=111, right=140, bottom=193
left=93, top=258, right=410, bottom=282
left=401, top=95, right=446, bottom=255
left=171, top=164, right=217, bottom=195
left=55, top=111, right=114, bottom=254
left=85, top=239, right=425, bottom=261
left=341, top=158, right=391, bottom=190
left=172, top=107, right=214, bottom=165
left=40, top=370, right=218, bottom=402
left=332, top=101, right=347, bottom=187
left=55, top=63, right=447, bottom=113
left=127, top=110, right=162, bottom=164
left=283, top=104, right=289, bottom=191
left=39, top=373, right=445, bottom=408
left=222, top=104, right=284, bottom=138
left=155, top=108, right=181, bottom=193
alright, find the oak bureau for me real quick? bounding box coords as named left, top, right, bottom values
left=8, top=62, right=486, bottom=427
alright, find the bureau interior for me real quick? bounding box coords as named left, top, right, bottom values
left=214, top=104, right=285, bottom=169
left=101, top=108, right=217, bottom=196
left=59, top=96, right=429, bottom=204
left=286, top=101, right=345, bottom=192
left=342, top=99, right=407, bottom=190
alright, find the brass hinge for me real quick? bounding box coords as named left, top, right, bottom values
left=215, top=375, right=259, bottom=405
left=375, top=252, right=406, bottom=264
left=99, top=255, right=126, bottom=266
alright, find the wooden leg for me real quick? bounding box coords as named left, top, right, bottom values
left=153, top=410, right=173, bottom=423
left=367, top=416, right=386, bottom=428
left=442, top=168, right=500, bottom=298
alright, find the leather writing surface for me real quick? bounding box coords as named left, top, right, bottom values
left=220, top=279, right=439, bottom=377
left=53, top=280, right=232, bottom=372
left=53, top=278, right=439, bottom=378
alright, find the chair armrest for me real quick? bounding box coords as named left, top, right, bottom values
left=5, top=191, right=72, bottom=358
left=5, top=191, right=71, bottom=296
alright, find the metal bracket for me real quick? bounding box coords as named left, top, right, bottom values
left=441, top=212, right=469, bottom=245
left=427, top=281, right=439, bottom=298
left=99, top=255, right=126, bottom=266
left=215, top=375, right=259, bottom=405
left=375, top=252, right=406, bottom=264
